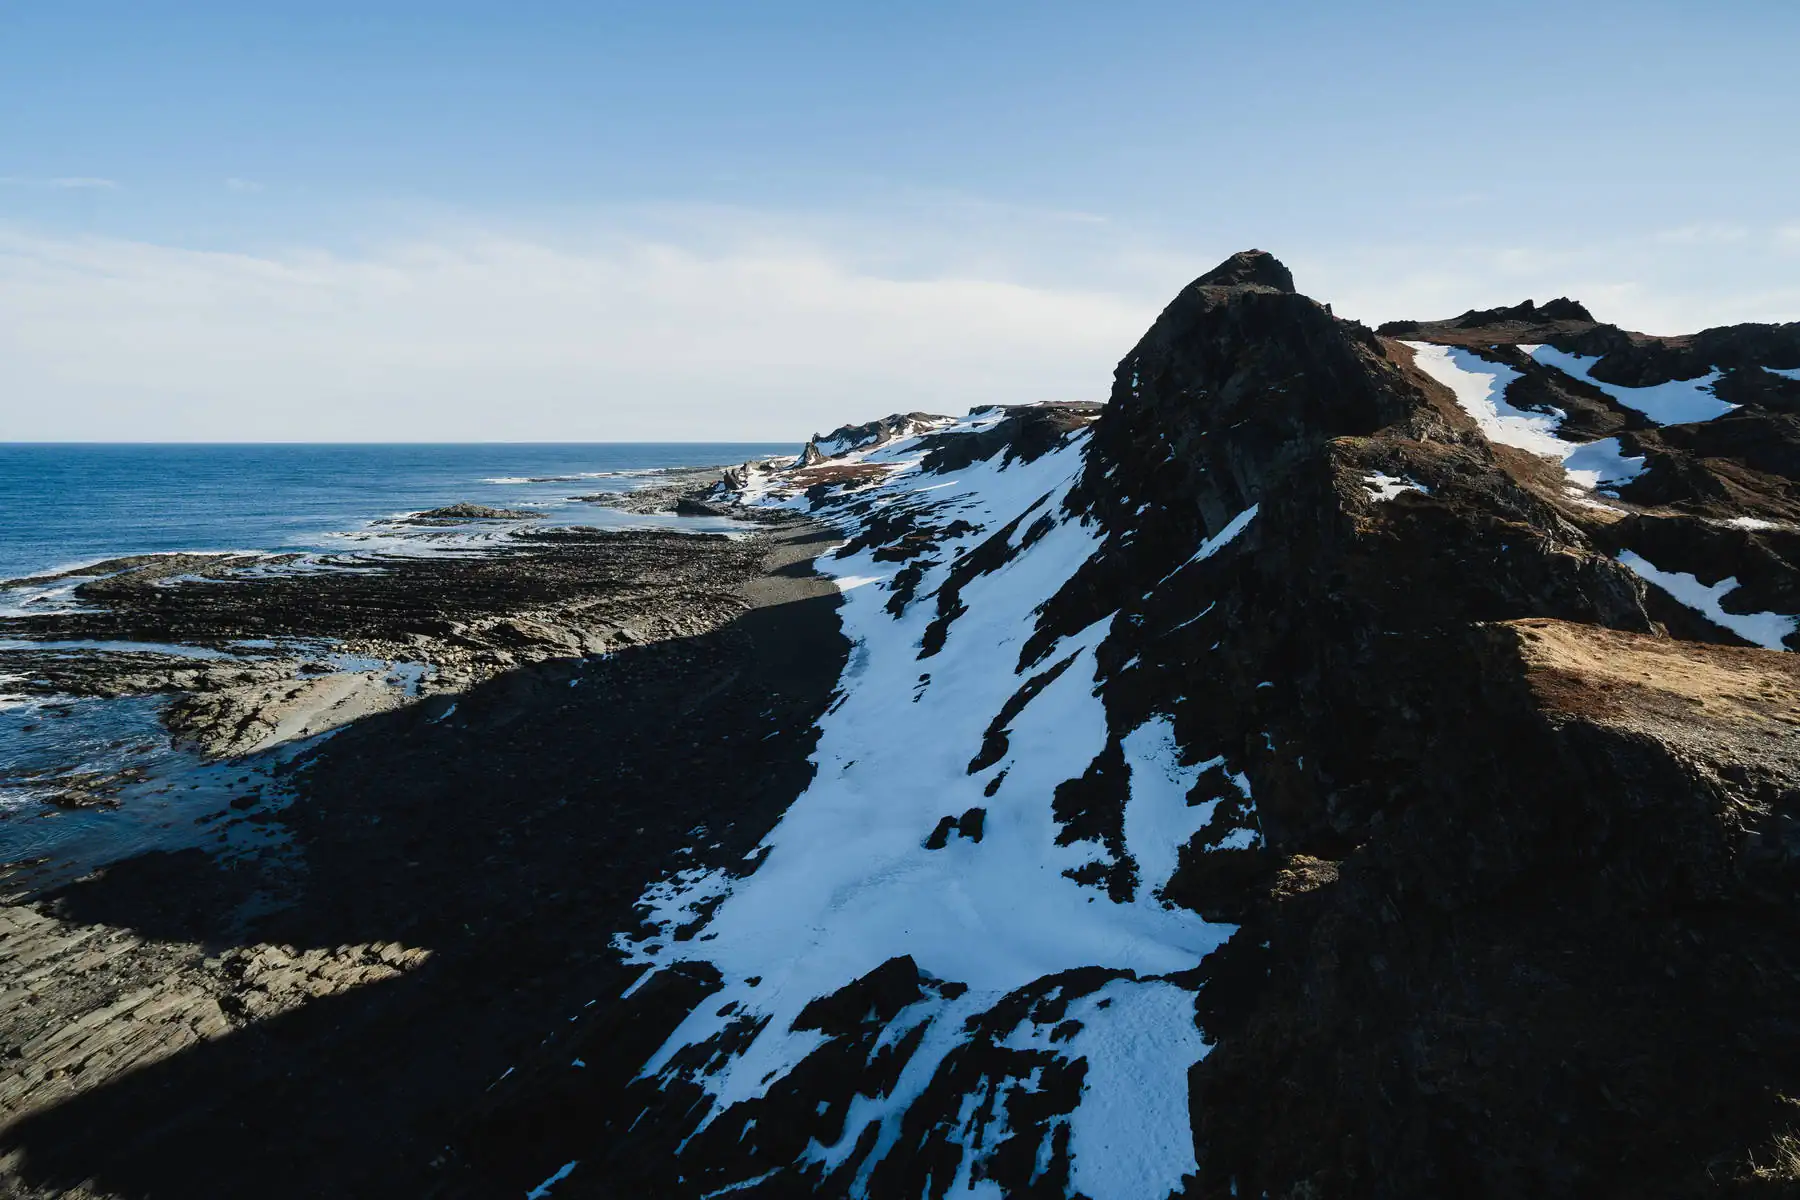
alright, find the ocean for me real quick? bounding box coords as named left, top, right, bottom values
left=0, top=442, right=795, bottom=888
left=0, top=442, right=797, bottom=582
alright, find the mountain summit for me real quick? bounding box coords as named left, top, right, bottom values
left=465, top=251, right=1800, bottom=1199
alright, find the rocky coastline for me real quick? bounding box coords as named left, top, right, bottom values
left=5, top=252, right=1800, bottom=1199
left=0, top=475, right=852, bottom=1197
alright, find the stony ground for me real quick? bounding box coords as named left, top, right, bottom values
left=0, top=519, right=846, bottom=1198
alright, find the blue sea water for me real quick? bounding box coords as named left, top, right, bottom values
left=0, top=442, right=796, bottom=581
left=0, top=442, right=795, bottom=890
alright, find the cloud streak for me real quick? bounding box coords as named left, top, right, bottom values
left=3, top=209, right=1798, bottom=441
left=0, top=222, right=1155, bottom=441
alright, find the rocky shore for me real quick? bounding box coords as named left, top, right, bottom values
left=0, top=488, right=849, bottom=1196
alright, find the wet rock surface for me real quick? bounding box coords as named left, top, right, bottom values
left=382, top=502, right=546, bottom=525
left=0, top=515, right=849, bottom=1197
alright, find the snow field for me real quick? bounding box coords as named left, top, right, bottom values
left=1403, top=342, right=1647, bottom=493
left=618, top=415, right=1239, bottom=1197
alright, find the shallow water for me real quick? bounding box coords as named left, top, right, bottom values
left=0, top=442, right=794, bottom=890
left=0, top=693, right=308, bottom=895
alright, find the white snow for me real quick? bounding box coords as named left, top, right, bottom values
left=1362, top=472, right=1428, bottom=502
left=997, top=977, right=1210, bottom=1199
left=1618, top=550, right=1797, bottom=651
left=1404, top=342, right=1646, bottom=492
left=1559, top=437, right=1647, bottom=491
left=1406, top=342, right=1560, bottom=457
left=1156, top=505, right=1258, bottom=585
left=525, top=1160, right=578, bottom=1198
left=1121, top=719, right=1223, bottom=903
left=617, top=413, right=1240, bottom=1195
left=1527, top=346, right=1734, bottom=425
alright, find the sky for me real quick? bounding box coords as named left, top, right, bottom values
left=3, top=0, right=1798, bottom=441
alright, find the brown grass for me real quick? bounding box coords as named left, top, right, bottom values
left=1748, top=1130, right=1800, bottom=1182
left=1501, top=617, right=1800, bottom=734
left=788, top=463, right=891, bottom=487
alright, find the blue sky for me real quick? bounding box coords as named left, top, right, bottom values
left=3, top=1, right=1797, bottom=440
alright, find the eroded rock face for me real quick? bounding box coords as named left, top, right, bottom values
left=804, top=412, right=957, bottom=460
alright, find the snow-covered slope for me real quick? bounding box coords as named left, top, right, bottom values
left=614, top=407, right=1252, bottom=1197
left=489, top=251, right=1800, bottom=1200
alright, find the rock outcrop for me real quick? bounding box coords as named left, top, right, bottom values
left=453, top=251, right=1800, bottom=1198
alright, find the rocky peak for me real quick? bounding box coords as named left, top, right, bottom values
left=1103, top=253, right=1410, bottom=504
left=1455, top=296, right=1596, bottom=327
left=462, top=253, right=1800, bottom=1200
left=801, top=411, right=955, bottom=463
left=1190, top=247, right=1296, bottom=293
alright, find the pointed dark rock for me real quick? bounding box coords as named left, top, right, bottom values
left=1192, top=248, right=1296, bottom=293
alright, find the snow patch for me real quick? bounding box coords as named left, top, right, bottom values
left=1560, top=437, right=1647, bottom=491
left=1528, top=346, right=1734, bottom=425
left=1405, top=342, right=1647, bottom=492
left=1362, top=472, right=1428, bottom=502
left=1406, top=343, right=1561, bottom=457
left=1156, top=505, right=1258, bottom=586
left=1000, top=978, right=1210, bottom=1200
left=525, top=1160, right=578, bottom=1198
left=1120, top=718, right=1220, bottom=902
left=1619, top=550, right=1796, bottom=651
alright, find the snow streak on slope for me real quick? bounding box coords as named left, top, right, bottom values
left=1618, top=550, right=1797, bottom=651
left=1404, top=342, right=1647, bottom=493
left=1527, top=346, right=1735, bottom=425
left=617, top=415, right=1238, bottom=1197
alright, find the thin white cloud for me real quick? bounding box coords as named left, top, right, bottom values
left=1654, top=222, right=1750, bottom=246
left=1298, top=226, right=1800, bottom=335
left=4, top=209, right=1798, bottom=442
left=0, top=222, right=1154, bottom=441
left=0, top=176, right=119, bottom=190
left=225, top=177, right=265, bottom=193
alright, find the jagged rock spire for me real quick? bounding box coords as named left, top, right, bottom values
left=1193, top=249, right=1295, bottom=293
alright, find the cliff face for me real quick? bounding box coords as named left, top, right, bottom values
left=466, top=253, right=1800, bottom=1198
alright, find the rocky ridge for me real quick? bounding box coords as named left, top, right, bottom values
left=452, top=250, right=1800, bottom=1198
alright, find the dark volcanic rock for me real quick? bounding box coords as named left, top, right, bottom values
left=805, top=411, right=952, bottom=460
left=1036, top=256, right=1800, bottom=1198
left=1192, top=248, right=1296, bottom=292
left=401, top=502, right=544, bottom=523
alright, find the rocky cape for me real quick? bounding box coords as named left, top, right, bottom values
left=2, top=251, right=1798, bottom=1199
left=456, top=250, right=1800, bottom=1199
